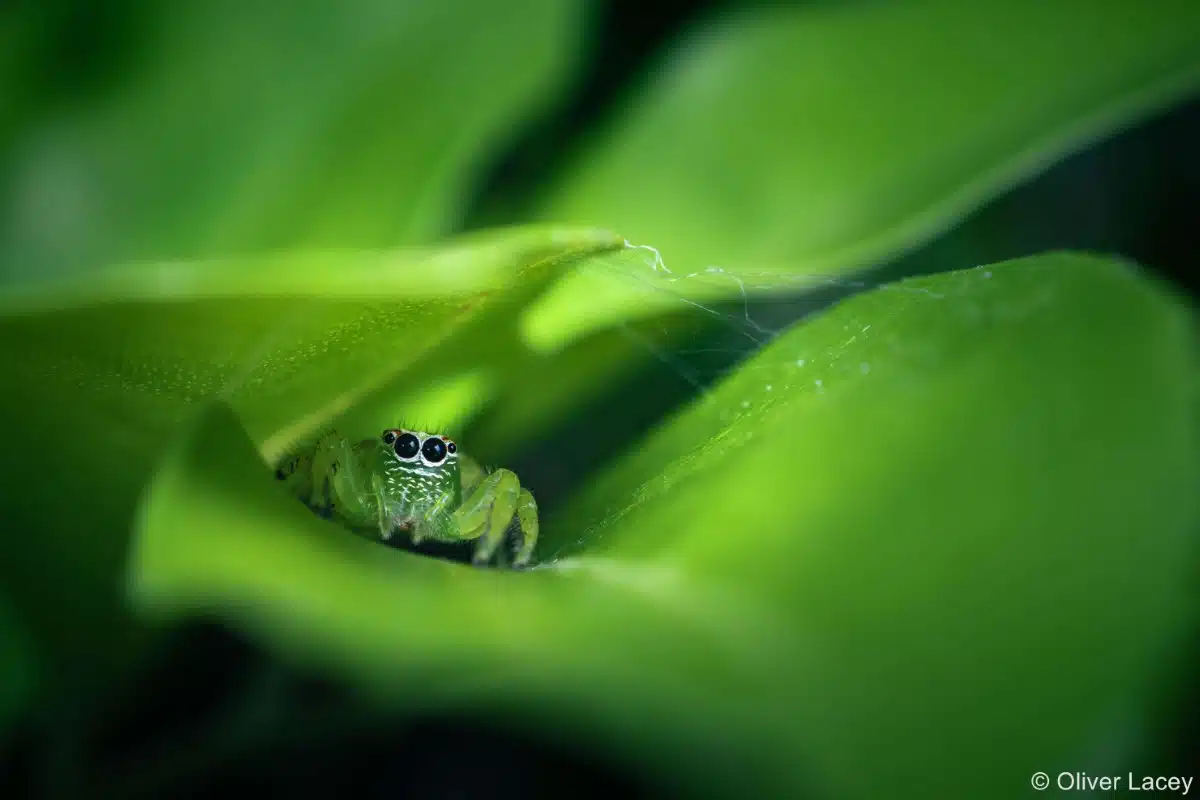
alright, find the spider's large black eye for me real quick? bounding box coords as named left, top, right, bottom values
left=393, top=432, right=420, bottom=459
left=421, top=437, right=448, bottom=464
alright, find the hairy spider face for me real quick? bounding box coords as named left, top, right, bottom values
left=376, top=428, right=463, bottom=534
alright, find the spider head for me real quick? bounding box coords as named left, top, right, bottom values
left=375, top=428, right=462, bottom=520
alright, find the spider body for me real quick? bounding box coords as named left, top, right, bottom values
left=274, top=427, right=538, bottom=567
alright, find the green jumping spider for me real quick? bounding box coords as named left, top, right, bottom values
left=274, top=427, right=538, bottom=568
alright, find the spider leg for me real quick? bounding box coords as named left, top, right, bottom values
left=370, top=472, right=394, bottom=540
left=306, top=430, right=344, bottom=511
left=453, top=468, right=521, bottom=566
left=512, top=488, right=538, bottom=568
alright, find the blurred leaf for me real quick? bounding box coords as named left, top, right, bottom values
left=0, top=0, right=585, bottom=280
left=0, top=225, right=622, bottom=690
left=130, top=252, right=1198, bottom=798
left=526, top=0, right=1200, bottom=350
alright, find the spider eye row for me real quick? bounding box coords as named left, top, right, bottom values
left=381, top=429, right=456, bottom=464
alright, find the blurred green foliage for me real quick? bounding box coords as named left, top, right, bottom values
left=0, top=0, right=1197, bottom=797
left=528, top=0, right=1200, bottom=347
left=0, top=0, right=586, bottom=278
left=476, top=0, right=1200, bottom=458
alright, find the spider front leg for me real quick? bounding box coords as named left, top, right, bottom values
left=512, top=487, right=538, bottom=567
left=370, top=472, right=394, bottom=540
left=303, top=429, right=367, bottom=521
left=274, top=433, right=344, bottom=516
left=453, top=468, right=539, bottom=568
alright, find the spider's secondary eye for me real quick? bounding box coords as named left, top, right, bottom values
left=382, top=430, right=397, bottom=445
left=393, top=433, right=420, bottom=459
left=447, top=440, right=457, bottom=454
left=421, top=437, right=448, bottom=464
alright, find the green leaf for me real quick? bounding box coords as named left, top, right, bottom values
left=129, top=252, right=1198, bottom=798
left=1, top=0, right=585, bottom=280
left=526, top=0, right=1200, bottom=350
left=0, top=225, right=622, bottom=687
